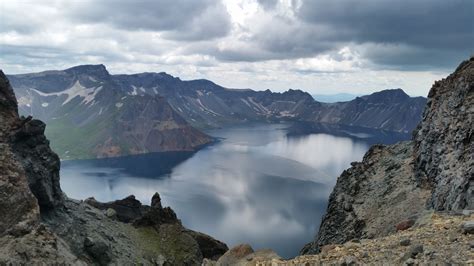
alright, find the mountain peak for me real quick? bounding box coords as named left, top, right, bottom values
left=361, top=88, right=410, bottom=102
left=65, top=64, right=110, bottom=79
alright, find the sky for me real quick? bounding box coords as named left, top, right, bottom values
left=0, top=0, right=473, bottom=96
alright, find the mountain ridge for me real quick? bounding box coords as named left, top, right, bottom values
left=9, top=65, right=426, bottom=145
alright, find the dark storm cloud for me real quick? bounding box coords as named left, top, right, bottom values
left=67, top=0, right=231, bottom=41
left=295, top=0, right=474, bottom=69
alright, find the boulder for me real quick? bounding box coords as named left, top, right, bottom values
left=462, top=221, right=474, bottom=234
left=216, top=244, right=254, bottom=265
left=85, top=195, right=144, bottom=223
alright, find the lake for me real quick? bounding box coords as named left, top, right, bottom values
left=60, top=123, right=403, bottom=258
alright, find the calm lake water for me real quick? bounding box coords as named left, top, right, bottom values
left=61, top=123, right=397, bottom=258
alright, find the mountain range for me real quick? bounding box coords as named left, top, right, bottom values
left=8, top=65, right=426, bottom=159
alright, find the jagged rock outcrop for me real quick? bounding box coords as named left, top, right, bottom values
left=302, top=57, right=474, bottom=255
left=414, top=57, right=474, bottom=210
left=0, top=70, right=63, bottom=212
left=0, top=71, right=228, bottom=264
left=83, top=193, right=229, bottom=261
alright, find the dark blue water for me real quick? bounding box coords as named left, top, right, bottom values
left=60, top=123, right=398, bottom=258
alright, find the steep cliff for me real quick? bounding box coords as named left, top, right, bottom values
left=414, top=58, right=474, bottom=210
left=302, top=57, right=474, bottom=255
left=0, top=71, right=227, bottom=264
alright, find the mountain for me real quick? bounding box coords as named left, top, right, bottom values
left=9, top=66, right=426, bottom=151
left=312, top=93, right=361, bottom=103
left=308, top=89, right=427, bottom=133
left=8, top=65, right=212, bottom=159
left=0, top=71, right=228, bottom=264
left=301, top=57, right=473, bottom=258
left=112, top=73, right=425, bottom=132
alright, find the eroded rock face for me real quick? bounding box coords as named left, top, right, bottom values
left=0, top=71, right=40, bottom=236
left=414, top=57, right=474, bottom=210
left=0, top=70, right=63, bottom=213
left=10, top=119, right=63, bottom=212
left=0, top=144, right=39, bottom=237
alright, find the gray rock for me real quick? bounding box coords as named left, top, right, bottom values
left=83, top=237, right=112, bottom=265
left=462, top=221, right=474, bottom=234
left=400, top=239, right=411, bottom=246
left=405, top=258, right=415, bottom=266
left=105, top=208, right=117, bottom=219
left=216, top=244, right=254, bottom=265
left=409, top=245, right=424, bottom=258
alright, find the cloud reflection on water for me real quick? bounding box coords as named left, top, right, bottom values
left=60, top=123, right=370, bottom=258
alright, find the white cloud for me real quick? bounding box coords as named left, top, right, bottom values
left=0, top=0, right=470, bottom=96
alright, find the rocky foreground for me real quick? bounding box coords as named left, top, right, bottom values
left=253, top=212, right=474, bottom=265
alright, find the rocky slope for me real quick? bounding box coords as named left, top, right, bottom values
left=8, top=65, right=212, bottom=159
left=0, top=71, right=228, bottom=264
left=300, top=57, right=473, bottom=260
left=257, top=212, right=474, bottom=265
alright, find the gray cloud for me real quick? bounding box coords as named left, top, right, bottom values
left=0, top=0, right=471, bottom=95
left=257, top=0, right=279, bottom=10
left=67, top=0, right=231, bottom=41
left=296, top=0, right=474, bottom=69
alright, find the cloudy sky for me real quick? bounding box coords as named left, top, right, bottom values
left=1, top=0, right=473, bottom=96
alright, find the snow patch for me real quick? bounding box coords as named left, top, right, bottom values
left=41, top=102, right=49, bottom=107
left=115, top=102, right=123, bottom=108
left=30, top=81, right=102, bottom=106
left=130, top=85, right=138, bottom=96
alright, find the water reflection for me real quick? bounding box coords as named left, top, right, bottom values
left=61, top=123, right=376, bottom=258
